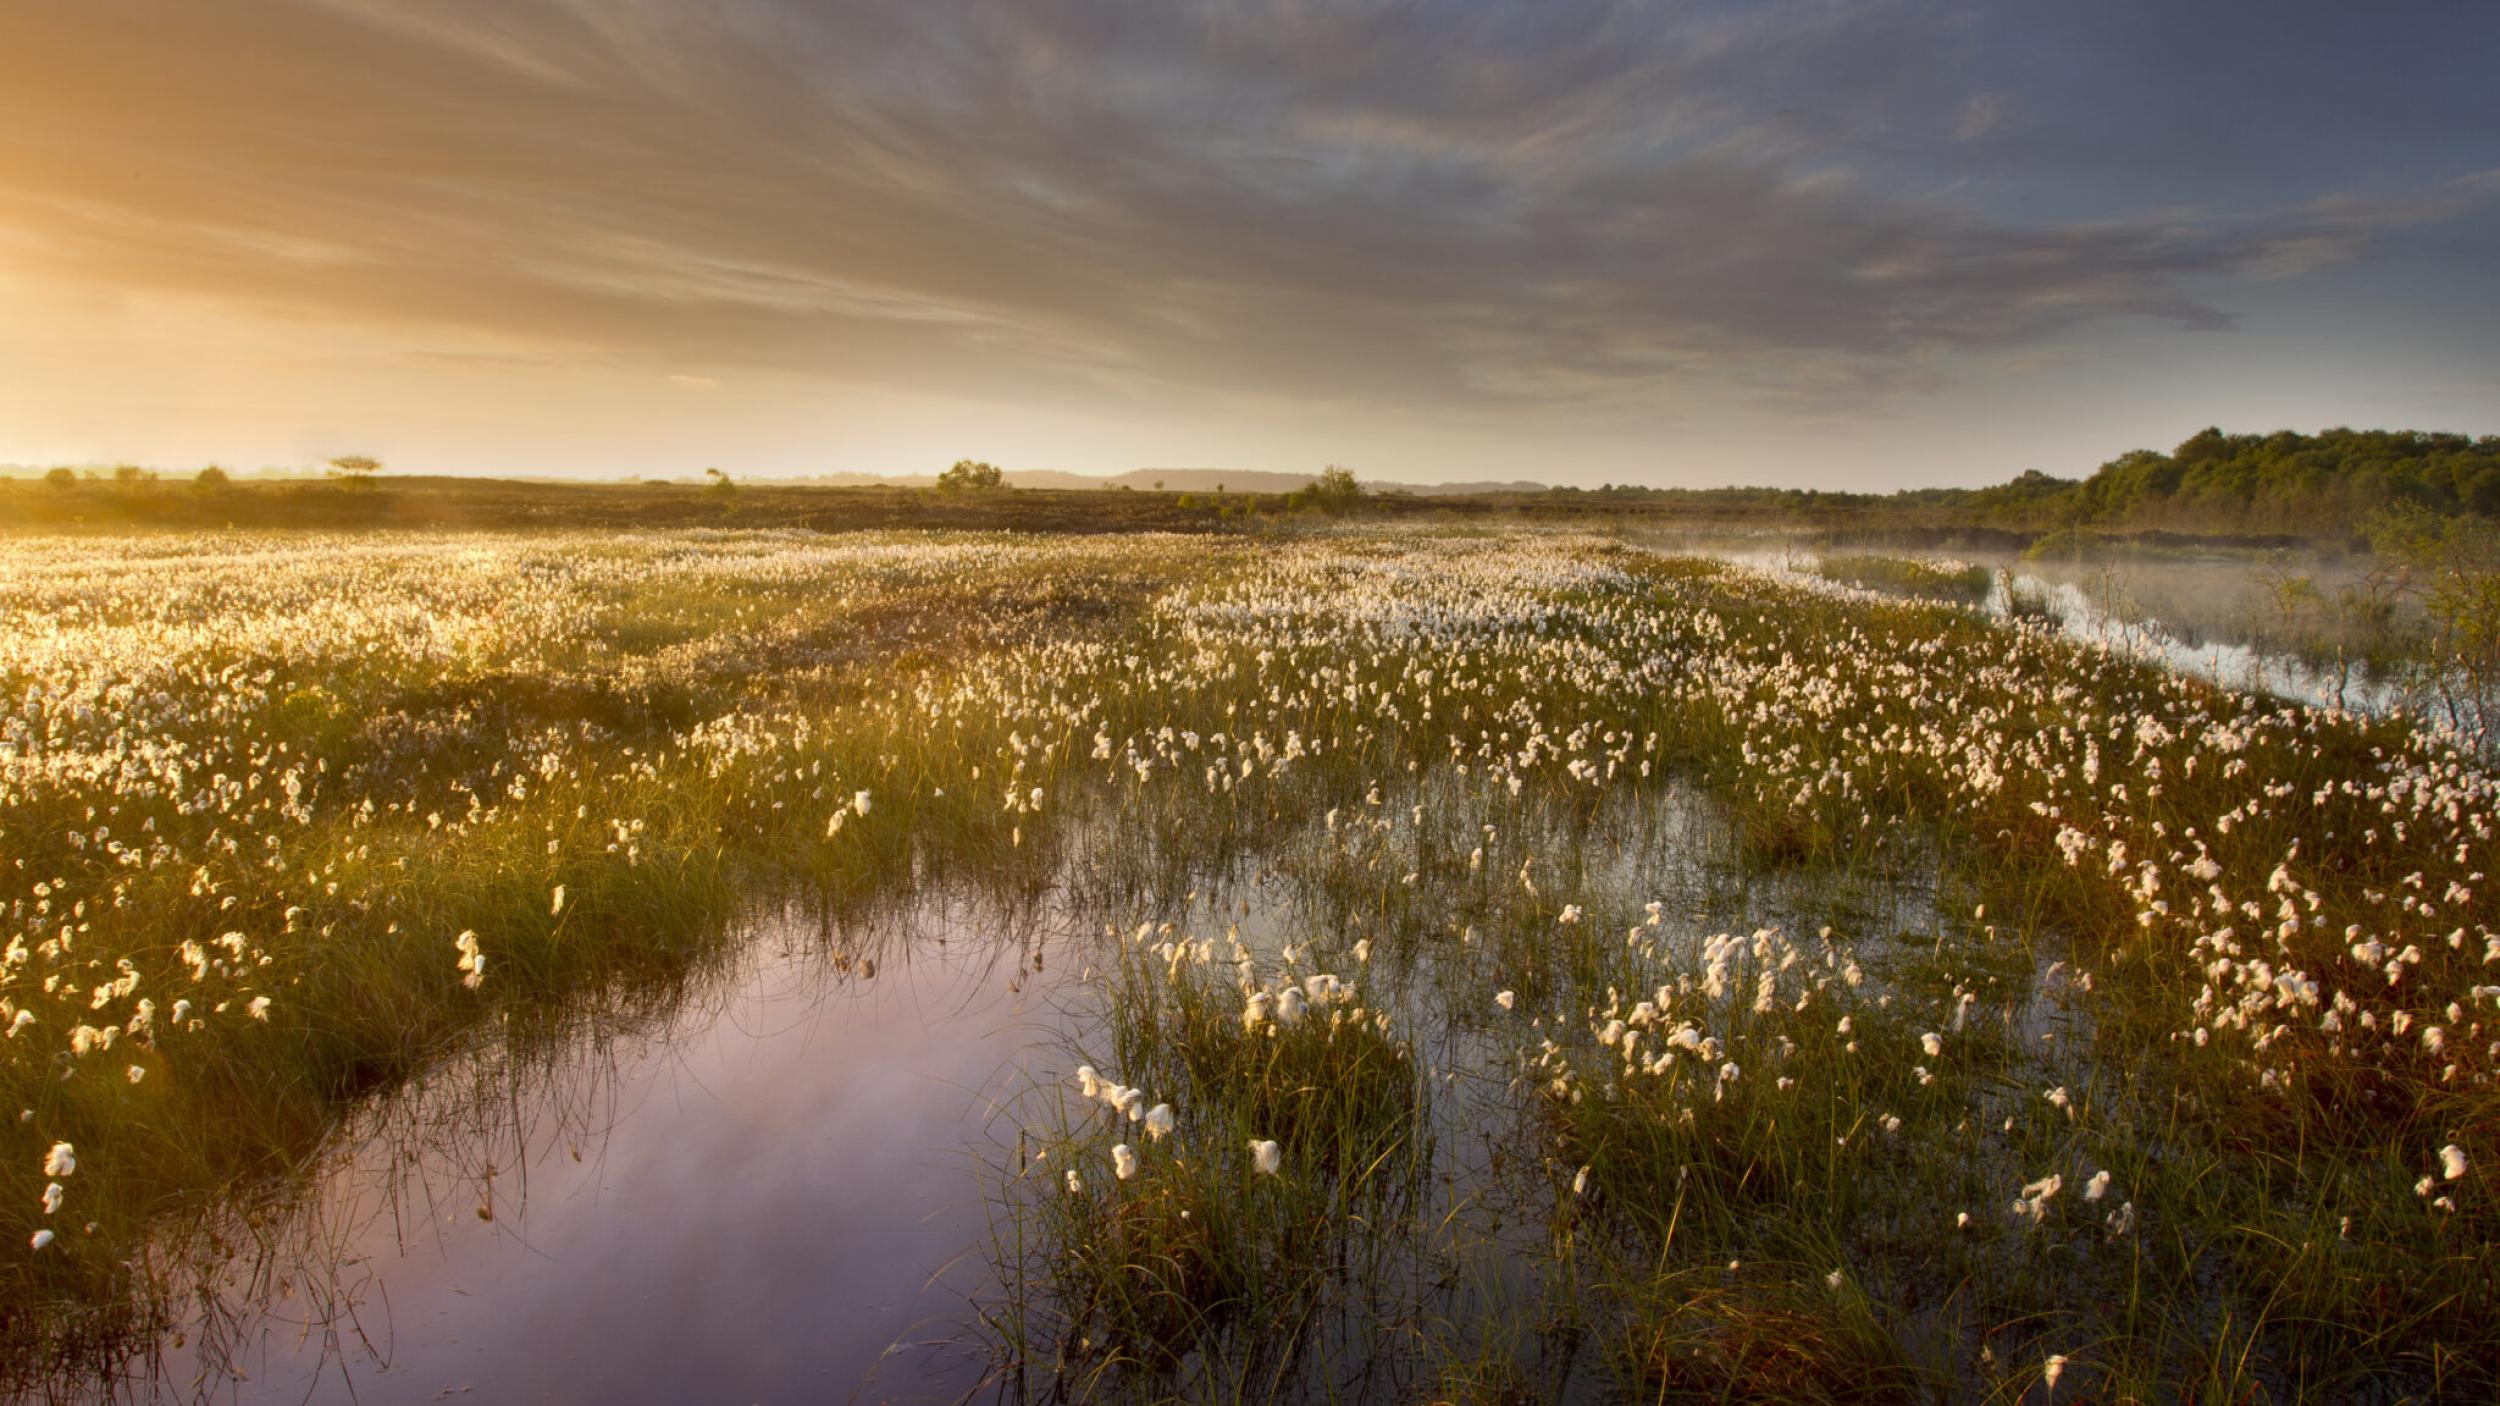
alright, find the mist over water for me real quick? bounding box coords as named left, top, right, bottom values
left=1667, top=531, right=2481, bottom=741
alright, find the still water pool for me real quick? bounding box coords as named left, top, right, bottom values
left=175, top=905, right=1075, bottom=1403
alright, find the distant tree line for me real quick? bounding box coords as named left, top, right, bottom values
left=1523, top=427, right=2500, bottom=538
left=2065, top=428, right=2500, bottom=533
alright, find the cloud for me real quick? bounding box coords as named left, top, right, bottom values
left=1, top=0, right=2493, bottom=434
left=1954, top=93, right=2007, bottom=143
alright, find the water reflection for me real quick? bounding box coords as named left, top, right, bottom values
left=159, top=898, right=1075, bottom=1405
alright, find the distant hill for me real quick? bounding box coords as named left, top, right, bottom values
left=653, top=466, right=1543, bottom=495
left=1104, top=469, right=1309, bottom=494
left=751, top=466, right=1549, bottom=496
left=1098, top=469, right=1544, bottom=496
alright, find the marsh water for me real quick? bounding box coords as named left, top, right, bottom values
left=95, top=773, right=1981, bottom=1404
left=71, top=543, right=2422, bottom=1403
left=162, top=903, right=1081, bottom=1404
left=1680, top=533, right=2467, bottom=730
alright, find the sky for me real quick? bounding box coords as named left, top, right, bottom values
left=3, top=0, right=2495, bottom=490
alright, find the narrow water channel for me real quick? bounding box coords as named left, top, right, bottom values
left=1690, top=538, right=2476, bottom=736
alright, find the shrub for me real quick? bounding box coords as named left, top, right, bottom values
left=1287, top=465, right=1364, bottom=516
left=937, top=459, right=1005, bottom=494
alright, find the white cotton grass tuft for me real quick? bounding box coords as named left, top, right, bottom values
left=1249, top=1139, right=1282, bottom=1175
left=1495, top=990, right=1516, bottom=1011
left=42, top=1143, right=74, bottom=1178
left=2042, top=1354, right=2068, bottom=1392
left=1112, top=1144, right=1138, bottom=1181
left=550, top=884, right=566, bottom=916
left=29, top=1229, right=53, bottom=1252
left=1144, top=1104, right=1175, bottom=1142
left=40, top=1183, right=63, bottom=1215
left=1572, top=1165, right=1591, bottom=1196
left=1921, top=1032, right=1943, bottom=1058
left=2441, top=1144, right=2468, bottom=1181
left=2084, top=1170, right=2112, bottom=1202
left=2013, top=1172, right=2063, bottom=1225
left=1073, top=1065, right=1101, bottom=1100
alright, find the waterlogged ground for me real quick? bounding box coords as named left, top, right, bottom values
left=71, top=809, right=2054, bottom=1403
left=3, top=527, right=2495, bottom=1403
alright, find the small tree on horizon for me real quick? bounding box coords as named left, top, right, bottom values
left=1289, top=464, right=1365, bottom=517
left=328, top=454, right=382, bottom=487
left=936, top=459, right=1005, bottom=494
left=43, top=466, right=77, bottom=490
left=195, top=465, right=231, bottom=491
